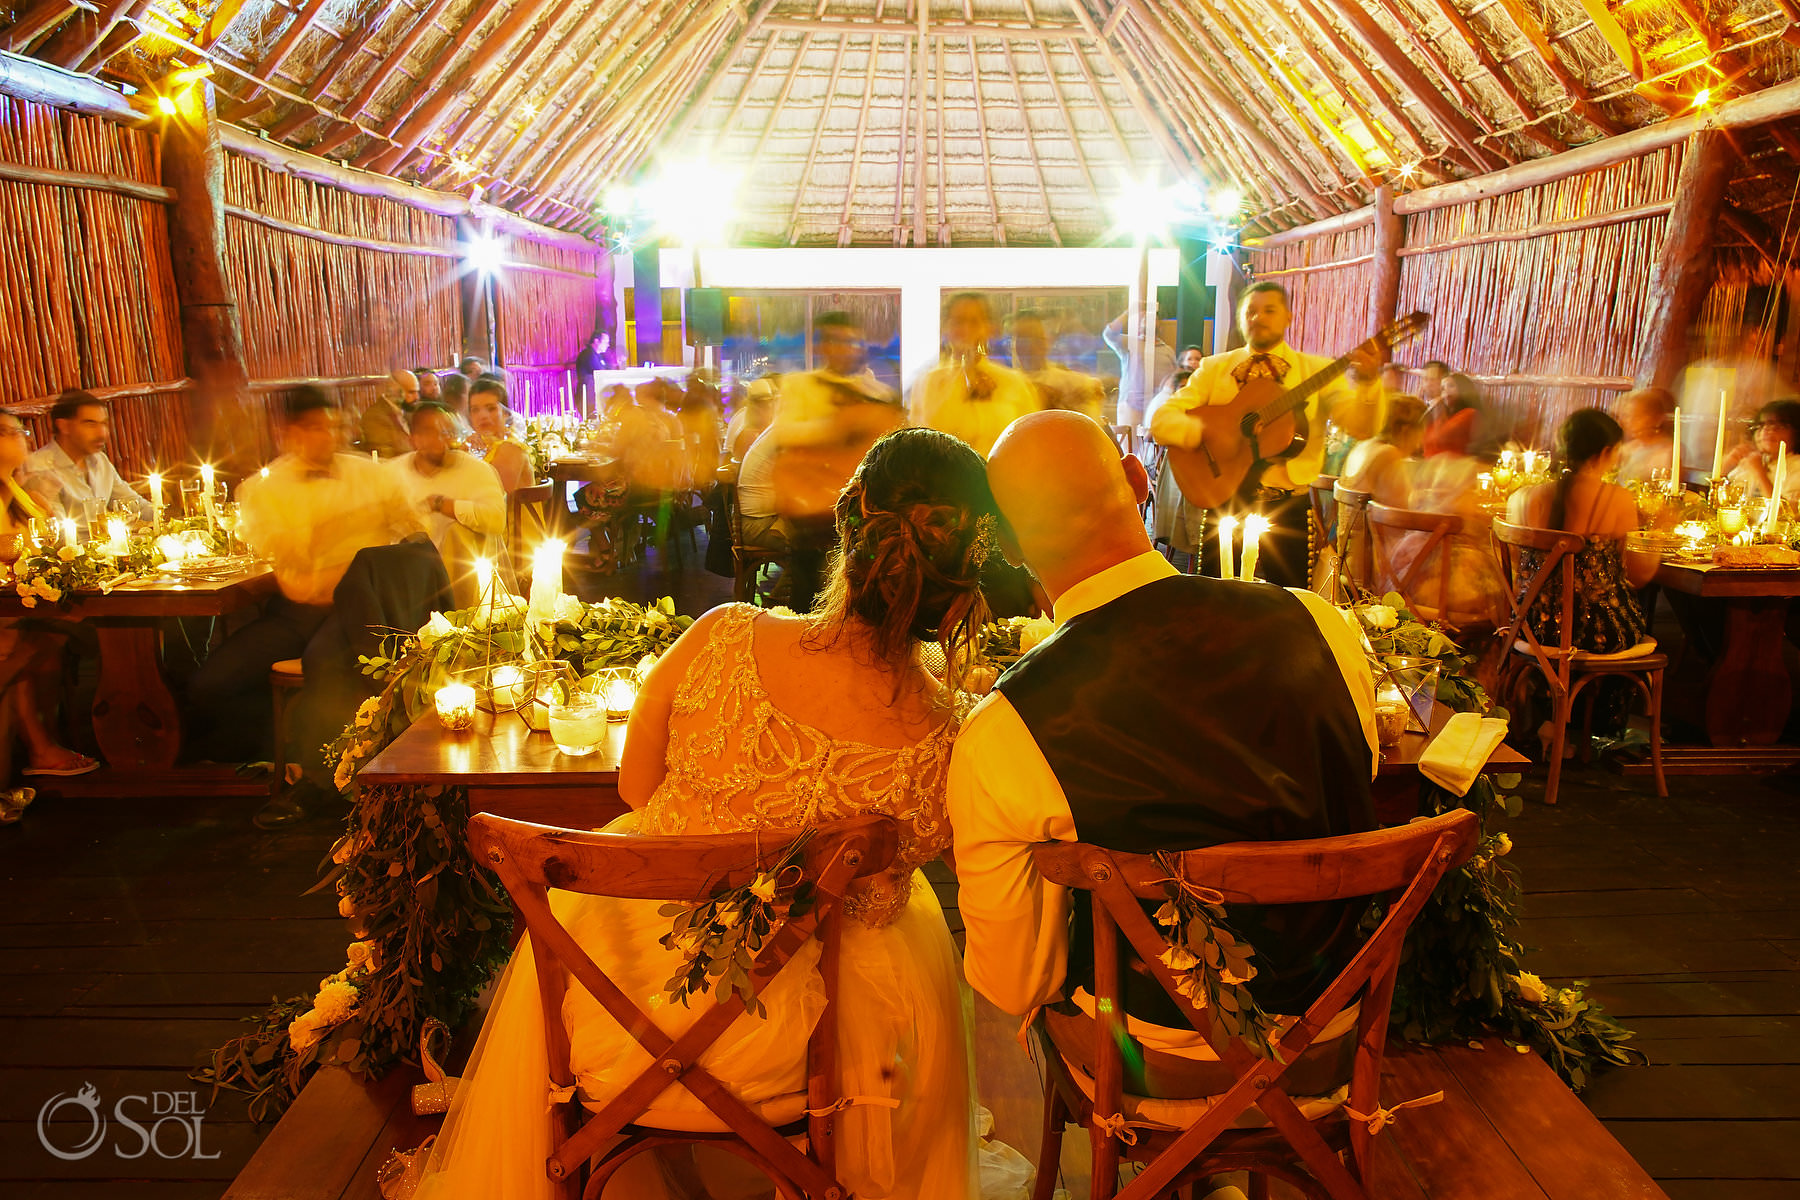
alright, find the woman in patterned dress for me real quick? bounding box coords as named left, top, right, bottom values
left=415, top=429, right=1003, bottom=1199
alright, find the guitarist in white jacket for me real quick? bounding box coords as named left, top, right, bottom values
left=1150, top=281, right=1385, bottom=585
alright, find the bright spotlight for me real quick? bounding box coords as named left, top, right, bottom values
left=464, top=234, right=505, bottom=274
left=602, top=185, right=636, bottom=218
left=155, top=95, right=178, bottom=115
left=640, top=162, right=738, bottom=243
left=1209, top=188, right=1243, bottom=218
left=1690, top=88, right=1712, bottom=110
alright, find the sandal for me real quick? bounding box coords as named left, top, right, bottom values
left=23, top=752, right=100, bottom=778
left=0, top=788, right=35, bottom=823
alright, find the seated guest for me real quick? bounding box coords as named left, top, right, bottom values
left=1383, top=453, right=1512, bottom=629
left=414, top=368, right=442, bottom=405
left=725, top=378, right=777, bottom=461
left=599, top=382, right=632, bottom=421
left=187, top=388, right=426, bottom=815
left=1613, top=387, right=1675, bottom=485
left=909, top=292, right=1040, bottom=458
left=1341, top=393, right=1426, bottom=506
left=458, top=356, right=485, bottom=387
left=1508, top=409, right=1659, bottom=744
left=1179, top=343, right=1203, bottom=372
left=356, top=369, right=417, bottom=459
left=23, top=390, right=150, bottom=528
left=387, top=404, right=505, bottom=603
left=951, top=411, right=1376, bottom=1039
left=437, top=371, right=470, bottom=429
left=1725, top=398, right=1800, bottom=504
left=0, top=409, right=95, bottom=781
left=466, top=379, right=533, bottom=495
left=615, top=380, right=686, bottom=495
left=1423, top=372, right=1483, bottom=457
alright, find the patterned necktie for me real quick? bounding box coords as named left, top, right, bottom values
left=1232, top=353, right=1290, bottom=387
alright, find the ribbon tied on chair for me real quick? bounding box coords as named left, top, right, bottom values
left=1342, top=1089, right=1444, bottom=1135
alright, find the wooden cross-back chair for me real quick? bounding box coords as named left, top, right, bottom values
left=719, top=480, right=783, bottom=604
left=1491, top=519, right=1666, bottom=806
left=468, top=812, right=899, bottom=1199
left=1029, top=809, right=1479, bottom=1200
left=1331, top=484, right=1373, bottom=596
left=1364, top=503, right=1495, bottom=635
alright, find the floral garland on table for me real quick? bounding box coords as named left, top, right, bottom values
left=10, top=534, right=157, bottom=609
left=1349, top=594, right=1645, bottom=1091
left=199, top=593, right=692, bottom=1121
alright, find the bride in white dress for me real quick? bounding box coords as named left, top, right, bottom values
left=413, top=428, right=1006, bottom=1200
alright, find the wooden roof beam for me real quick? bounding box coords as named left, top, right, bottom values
left=781, top=35, right=855, bottom=243
left=893, top=23, right=915, bottom=244
left=1233, top=0, right=1403, bottom=169
left=1365, top=0, right=1495, bottom=134
left=36, top=0, right=132, bottom=69
left=1283, top=0, right=1437, bottom=164
left=227, top=0, right=334, bottom=111
left=828, top=37, right=887, bottom=245
left=258, top=0, right=409, bottom=129
left=269, top=0, right=454, bottom=143
left=309, top=0, right=504, bottom=159
left=963, top=36, right=1008, bottom=244
left=658, top=0, right=782, bottom=151
left=1490, top=0, right=1623, bottom=137
left=759, top=16, right=1079, bottom=39
left=4, top=3, right=77, bottom=54
left=359, top=0, right=569, bottom=173
left=1059, top=0, right=1193, bottom=176
left=1025, top=40, right=1101, bottom=224
left=1419, top=0, right=1564, bottom=152
left=1160, top=0, right=1363, bottom=188
left=482, top=0, right=676, bottom=198
left=1000, top=36, right=1065, bottom=241
left=1311, top=0, right=1503, bottom=170
left=1101, top=0, right=1331, bottom=215
left=526, top=1, right=740, bottom=203
left=394, top=0, right=593, bottom=179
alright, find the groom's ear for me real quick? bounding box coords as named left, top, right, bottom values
left=1121, top=453, right=1151, bottom=505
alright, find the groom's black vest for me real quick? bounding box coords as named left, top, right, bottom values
left=994, top=574, right=1374, bottom=1028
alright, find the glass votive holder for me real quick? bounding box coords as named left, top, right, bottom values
left=593, top=666, right=639, bottom=721
left=488, top=663, right=530, bottom=711
left=522, top=662, right=576, bottom=732
left=1718, top=507, right=1746, bottom=538
left=434, top=684, right=478, bottom=732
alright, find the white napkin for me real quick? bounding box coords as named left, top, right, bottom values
left=1419, top=711, right=1509, bottom=797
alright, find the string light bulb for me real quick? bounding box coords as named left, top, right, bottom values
left=1690, top=88, right=1712, bottom=109
left=155, top=95, right=178, bottom=115
left=520, top=101, right=539, bottom=118
left=1397, top=162, right=1418, bottom=180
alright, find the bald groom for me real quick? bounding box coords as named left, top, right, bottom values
left=948, top=411, right=1379, bottom=1034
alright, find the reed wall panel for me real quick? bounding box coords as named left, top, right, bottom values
left=494, top=237, right=607, bottom=416
left=221, top=152, right=464, bottom=385
left=1242, top=222, right=1375, bottom=358
left=0, top=95, right=184, bottom=409
left=1392, top=145, right=1686, bottom=442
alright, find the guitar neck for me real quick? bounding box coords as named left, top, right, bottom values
left=1254, top=348, right=1357, bottom=427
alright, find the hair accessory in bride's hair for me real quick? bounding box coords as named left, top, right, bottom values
left=969, top=513, right=998, bottom=567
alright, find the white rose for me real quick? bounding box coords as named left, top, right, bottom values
left=418, top=611, right=459, bottom=649
left=1018, top=616, right=1056, bottom=652
left=1159, top=944, right=1200, bottom=971
left=1511, top=971, right=1548, bottom=1004
left=1493, top=833, right=1513, bottom=857
left=749, top=873, right=779, bottom=903
left=1361, top=605, right=1398, bottom=631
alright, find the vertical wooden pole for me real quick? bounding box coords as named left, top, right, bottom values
left=1781, top=267, right=1800, bottom=388
left=160, top=81, right=254, bottom=472
left=632, top=237, right=662, bottom=366
left=1637, top=130, right=1734, bottom=392
left=457, top=216, right=495, bottom=366
left=1370, top=184, right=1403, bottom=338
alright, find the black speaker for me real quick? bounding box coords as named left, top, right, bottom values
left=1156, top=285, right=1178, bottom=317
left=686, top=287, right=725, bottom=345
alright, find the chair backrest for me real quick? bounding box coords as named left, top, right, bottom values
left=1332, top=483, right=1373, bottom=593
left=507, top=482, right=555, bottom=586
left=1491, top=518, right=1587, bottom=688
left=468, top=812, right=899, bottom=1196
left=1309, top=474, right=1339, bottom=549
left=1032, top=809, right=1479, bottom=1199
left=1366, top=502, right=1464, bottom=625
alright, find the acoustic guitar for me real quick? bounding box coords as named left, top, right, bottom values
left=1164, top=311, right=1429, bottom=510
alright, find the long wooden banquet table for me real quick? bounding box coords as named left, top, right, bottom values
left=0, top=564, right=276, bottom=796
left=1653, top=557, right=1800, bottom=753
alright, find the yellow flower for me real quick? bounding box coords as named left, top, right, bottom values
left=1511, top=971, right=1548, bottom=1004
left=1159, top=944, right=1200, bottom=971
left=287, top=1010, right=330, bottom=1051
left=1018, top=616, right=1055, bottom=652
left=313, top=979, right=360, bottom=1023
left=19, top=595, right=35, bottom=609
left=346, top=941, right=377, bottom=971
left=749, top=873, right=778, bottom=903
left=338, top=894, right=357, bottom=918
left=1361, top=604, right=1398, bottom=631
left=1221, top=964, right=1257, bottom=986
left=57, top=545, right=77, bottom=562
left=715, top=904, right=741, bottom=929
left=354, top=697, right=381, bottom=727
left=1493, top=833, right=1512, bottom=857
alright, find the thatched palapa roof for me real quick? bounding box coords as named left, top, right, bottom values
left=2, top=0, right=1798, bottom=252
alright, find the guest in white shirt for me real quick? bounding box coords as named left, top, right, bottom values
left=908, top=293, right=1041, bottom=459
left=188, top=387, right=426, bottom=772
left=23, top=391, right=151, bottom=530
left=386, top=404, right=506, bottom=549
left=950, top=411, right=1376, bottom=1035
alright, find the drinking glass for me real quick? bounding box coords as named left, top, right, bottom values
left=548, top=692, right=606, bottom=757
left=178, top=478, right=204, bottom=519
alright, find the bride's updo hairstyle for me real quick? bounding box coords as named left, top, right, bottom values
left=809, top=428, right=998, bottom=691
